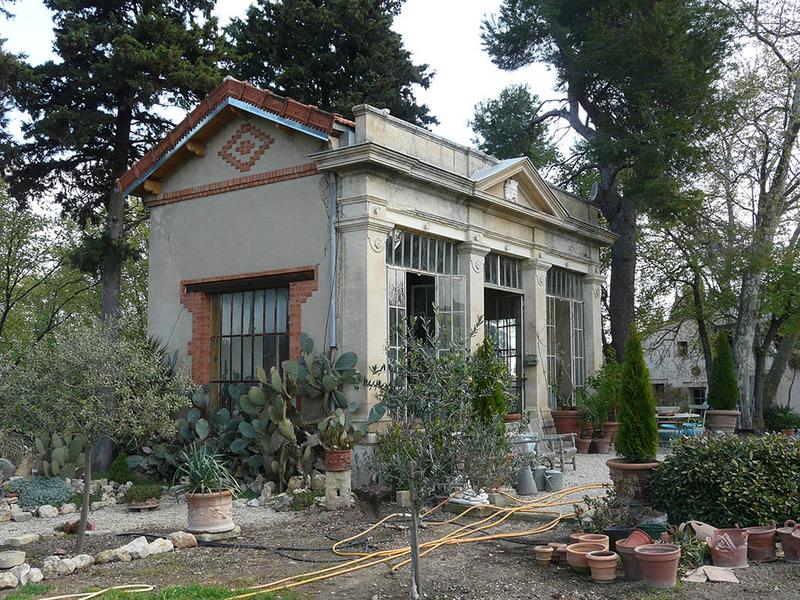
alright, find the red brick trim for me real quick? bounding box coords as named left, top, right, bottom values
left=180, top=265, right=319, bottom=386
left=218, top=123, right=274, bottom=172
left=144, top=163, right=318, bottom=208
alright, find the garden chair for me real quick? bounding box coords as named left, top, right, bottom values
left=687, top=401, right=708, bottom=427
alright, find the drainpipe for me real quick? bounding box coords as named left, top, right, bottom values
left=327, top=173, right=338, bottom=352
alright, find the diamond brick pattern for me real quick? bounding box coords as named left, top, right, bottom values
left=218, top=123, right=275, bottom=172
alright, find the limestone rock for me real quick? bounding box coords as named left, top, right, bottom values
left=37, top=504, right=59, bottom=518
left=59, top=503, right=77, bottom=515
left=28, top=568, right=43, bottom=584
left=270, top=493, right=293, bottom=512
left=10, top=511, right=32, bottom=522
left=167, top=531, right=197, bottom=549
left=10, top=563, right=30, bottom=586
left=259, top=481, right=275, bottom=504
left=246, top=498, right=260, bottom=508
left=60, top=558, right=76, bottom=574
left=0, top=572, right=17, bottom=589
left=147, top=538, right=173, bottom=556
left=42, top=555, right=74, bottom=579
left=286, top=475, right=306, bottom=493
left=94, top=550, right=116, bottom=565
left=90, top=501, right=108, bottom=511
left=0, top=509, right=10, bottom=523
left=311, top=471, right=326, bottom=492
left=118, top=536, right=151, bottom=560
left=0, top=534, right=40, bottom=547
left=0, top=550, right=25, bottom=569
left=72, top=554, right=94, bottom=570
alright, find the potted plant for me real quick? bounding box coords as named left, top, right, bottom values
left=174, top=446, right=240, bottom=534
left=551, top=372, right=582, bottom=435
left=580, top=388, right=611, bottom=454
left=318, top=408, right=363, bottom=471
left=606, top=326, right=660, bottom=506
left=764, top=404, right=800, bottom=436
left=705, top=332, right=740, bottom=433
left=124, top=482, right=163, bottom=511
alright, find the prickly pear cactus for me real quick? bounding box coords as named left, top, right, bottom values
left=33, top=432, right=86, bottom=479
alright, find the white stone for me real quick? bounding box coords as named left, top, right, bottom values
left=0, top=509, right=10, bottom=523
left=0, top=534, right=40, bottom=547
left=147, top=538, right=173, bottom=556
left=246, top=498, right=261, bottom=507
left=37, top=504, right=59, bottom=518
left=167, top=531, right=197, bottom=549
left=10, top=563, right=30, bottom=586
left=259, top=481, right=275, bottom=503
left=286, top=475, right=306, bottom=493
left=0, top=550, right=25, bottom=569
left=10, top=511, right=32, bottom=522
left=28, top=568, right=43, bottom=584
left=0, top=572, right=17, bottom=589
left=59, top=503, right=77, bottom=515
left=42, top=556, right=74, bottom=579
left=118, top=536, right=151, bottom=560
left=72, top=554, right=94, bottom=570
left=90, top=501, right=108, bottom=511
left=60, top=558, right=76, bottom=574
left=311, top=472, right=326, bottom=492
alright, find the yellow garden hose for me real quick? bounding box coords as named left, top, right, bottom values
left=40, top=584, right=155, bottom=600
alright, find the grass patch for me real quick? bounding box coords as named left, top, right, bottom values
left=5, top=583, right=51, bottom=599
left=76, top=584, right=297, bottom=599
left=291, top=489, right=323, bottom=511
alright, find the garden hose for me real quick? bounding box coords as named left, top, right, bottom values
left=40, top=584, right=155, bottom=600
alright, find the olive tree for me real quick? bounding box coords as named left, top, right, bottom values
left=0, top=318, right=195, bottom=551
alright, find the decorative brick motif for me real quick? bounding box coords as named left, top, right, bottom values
left=144, top=163, right=318, bottom=208
left=180, top=266, right=319, bottom=386
left=218, top=123, right=275, bottom=172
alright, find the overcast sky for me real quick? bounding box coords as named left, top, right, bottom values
left=0, top=0, right=559, bottom=147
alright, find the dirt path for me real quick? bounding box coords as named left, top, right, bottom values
left=9, top=499, right=800, bottom=600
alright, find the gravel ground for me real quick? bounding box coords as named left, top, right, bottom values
left=0, top=495, right=290, bottom=539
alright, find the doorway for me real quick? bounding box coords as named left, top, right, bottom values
left=485, top=288, right=523, bottom=413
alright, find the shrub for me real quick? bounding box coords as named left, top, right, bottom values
left=124, top=483, right=163, bottom=504
left=650, top=434, right=800, bottom=527
left=707, top=332, right=739, bottom=410
left=103, top=452, right=138, bottom=483
left=14, top=476, right=71, bottom=508
left=470, top=338, right=515, bottom=420
left=764, top=404, right=800, bottom=432
left=615, top=327, right=658, bottom=462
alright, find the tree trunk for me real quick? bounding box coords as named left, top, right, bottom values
left=603, top=192, right=637, bottom=361
left=764, top=331, right=799, bottom=407
left=77, top=437, right=94, bottom=554
left=752, top=331, right=767, bottom=433
left=732, top=270, right=761, bottom=429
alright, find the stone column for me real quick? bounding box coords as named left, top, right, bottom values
left=522, top=259, right=551, bottom=424
left=458, top=238, right=490, bottom=350
left=583, top=269, right=605, bottom=374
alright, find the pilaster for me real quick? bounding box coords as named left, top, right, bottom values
left=583, top=269, right=605, bottom=374
left=458, top=237, right=491, bottom=350
left=522, top=259, right=552, bottom=421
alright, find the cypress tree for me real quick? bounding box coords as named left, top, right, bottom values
left=707, top=332, right=739, bottom=410
left=616, top=326, right=658, bottom=462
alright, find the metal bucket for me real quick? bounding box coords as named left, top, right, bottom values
left=545, top=469, right=564, bottom=491
left=515, top=465, right=537, bottom=495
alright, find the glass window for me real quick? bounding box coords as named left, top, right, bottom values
left=212, top=287, right=289, bottom=409
left=484, top=253, right=523, bottom=290
left=546, top=267, right=585, bottom=408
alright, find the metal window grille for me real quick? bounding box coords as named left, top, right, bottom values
left=546, top=267, right=585, bottom=408
left=386, top=229, right=460, bottom=275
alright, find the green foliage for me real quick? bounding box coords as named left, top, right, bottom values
left=469, top=338, right=515, bottom=421
left=706, top=332, right=739, bottom=410
left=227, top=0, right=435, bottom=126
left=291, top=489, right=324, bottom=511
left=173, top=446, right=240, bottom=496
left=13, top=476, right=70, bottom=508
left=318, top=408, right=363, bottom=451
left=650, top=435, right=800, bottom=527
left=371, top=321, right=513, bottom=500
left=470, top=84, right=558, bottom=167
left=5, top=583, right=52, bottom=600
left=124, top=483, right=163, bottom=504
left=573, top=487, right=637, bottom=532
left=33, top=432, right=86, bottom=480
left=0, top=457, right=14, bottom=481
left=102, top=452, right=138, bottom=484
left=0, top=317, right=196, bottom=448
left=764, top=404, right=800, bottom=432
left=615, top=327, right=658, bottom=462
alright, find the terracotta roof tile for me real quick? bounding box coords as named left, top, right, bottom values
left=116, top=78, right=344, bottom=194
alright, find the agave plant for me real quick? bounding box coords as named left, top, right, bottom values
left=173, top=446, right=240, bottom=496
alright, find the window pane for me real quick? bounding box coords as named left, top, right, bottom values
left=264, top=335, right=276, bottom=375
left=411, top=234, right=420, bottom=271
left=393, top=231, right=403, bottom=265
left=254, top=335, right=264, bottom=376
left=221, top=294, right=232, bottom=336
left=276, top=288, right=288, bottom=333
left=436, top=240, right=445, bottom=273
left=278, top=334, right=289, bottom=367
left=254, top=290, right=264, bottom=333
left=230, top=336, right=242, bottom=380
left=420, top=237, right=429, bottom=271
left=242, top=336, right=253, bottom=380
left=403, top=232, right=413, bottom=268
left=220, top=338, right=231, bottom=380
left=438, top=276, right=452, bottom=311
left=231, top=293, right=243, bottom=335
left=242, top=291, right=253, bottom=335
left=265, top=289, right=276, bottom=332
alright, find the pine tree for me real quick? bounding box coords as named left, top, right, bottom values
left=707, top=332, right=739, bottom=410
left=616, top=326, right=658, bottom=463
left=226, top=0, right=436, bottom=126
left=3, top=1, right=226, bottom=319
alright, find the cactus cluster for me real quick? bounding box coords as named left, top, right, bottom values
left=34, top=432, right=86, bottom=479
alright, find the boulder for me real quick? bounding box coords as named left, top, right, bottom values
left=42, top=555, right=74, bottom=579
left=72, top=554, right=94, bottom=570
left=63, top=518, right=95, bottom=534
left=28, top=568, right=43, bottom=584
left=0, top=534, right=40, bottom=547
left=270, top=493, right=293, bottom=512
left=10, top=511, right=32, bottom=522
left=286, top=475, right=306, bottom=493
left=59, top=503, right=77, bottom=515
left=311, top=471, right=326, bottom=492
left=94, top=550, right=116, bottom=565
left=118, top=536, right=151, bottom=560
left=0, top=550, right=25, bottom=569
left=0, top=572, right=17, bottom=590
left=0, top=509, right=10, bottom=523
left=259, top=481, right=275, bottom=504
left=147, top=538, right=173, bottom=556
left=246, top=498, right=261, bottom=508
left=37, top=504, right=59, bottom=518
left=167, top=531, right=197, bottom=550
left=90, top=501, right=108, bottom=511
left=10, top=563, right=30, bottom=586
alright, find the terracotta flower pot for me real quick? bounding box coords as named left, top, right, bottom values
left=566, top=542, right=605, bottom=573
left=603, top=525, right=635, bottom=552
left=127, top=498, right=160, bottom=512
left=634, top=544, right=681, bottom=589
left=707, top=528, right=749, bottom=568
left=606, top=421, right=620, bottom=443
left=706, top=409, right=740, bottom=434
left=186, top=490, right=235, bottom=534
left=744, top=523, right=777, bottom=562
left=578, top=533, right=610, bottom=550
left=593, top=439, right=611, bottom=454
left=569, top=530, right=586, bottom=544
left=606, top=458, right=660, bottom=505
left=534, top=545, right=553, bottom=567
left=587, top=550, right=619, bottom=583
left=552, top=409, right=581, bottom=435
left=325, top=449, right=352, bottom=472
left=782, top=428, right=796, bottom=437
left=504, top=413, right=522, bottom=423
left=549, top=543, right=567, bottom=563
left=576, top=437, right=592, bottom=454
left=616, top=530, right=654, bottom=582
left=777, top=520, right=800, bottom=563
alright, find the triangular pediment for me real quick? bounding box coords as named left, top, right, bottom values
left=470, top=157, right=569, bottom=219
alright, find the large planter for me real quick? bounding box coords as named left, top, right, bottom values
left=606, top=458, right=660, bottom=505
left=616, top=530, right=653, bottom=582
left=593, top=438, right=611, bottom=454
left=552, top=410, right=581, bottom=435
left=744, top=523, right=776, bottom=562
left=325, top=449, right=352, bottom=472
left=576, top=437, right=592, bottom=454
left=706, top=409, right=740, bottom=434
left=634, top=544, right=681, bottom=589
left=708, top=528, right=749, bottom=568
left=777, top=520, right=800, bottom=563
left=186, top=490, right=235, bottom=534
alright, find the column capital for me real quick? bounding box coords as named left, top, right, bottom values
left=458, top=240, right=491, bottom=257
